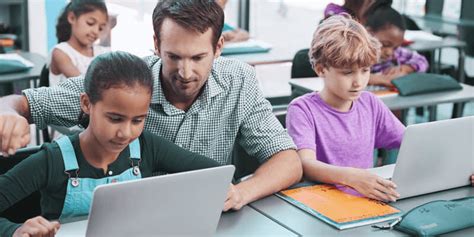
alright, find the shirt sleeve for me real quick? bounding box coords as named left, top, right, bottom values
left=22, top=75, right=85, bottom=129
left=236, top=66, right=296, bottom=163
left=0, top=149, right=50, bottom=237
left=143, top=132, right=220, bottom=173
left=396, top=47, right=429, bottom=72
left=372, top=95, right=405, bottom=149
left=286, top=100, right=317, bottom=151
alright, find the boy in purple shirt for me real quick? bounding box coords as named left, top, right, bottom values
left=286, top=14, right=404, bottom=202
left=365, top=1, right=428, bottom=87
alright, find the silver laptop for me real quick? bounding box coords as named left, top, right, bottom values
left=57, top=165, right=234, bottom=237
left=369, top=116, right=474, bottom=199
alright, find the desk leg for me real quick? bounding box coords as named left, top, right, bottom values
left=452, top=103, right=464, bottom=118
left=428, top=105, right=437, bottom=121
left=451, top=47, right=466, bottom=119
left=400, top=109, right=408, bottom=125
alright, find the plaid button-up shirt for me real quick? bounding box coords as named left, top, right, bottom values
left=24, top=55, right=295, bottom=165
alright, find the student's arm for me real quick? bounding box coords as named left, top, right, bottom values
left=298, top=149, right=398, bottom=202
left=146, top=132, right=220, bottom=173
left=222, top=29, right=250, bottom=42
left=369, top=73, right=396, bottom=87
left=394, top=47, right=429, bottom=73
left=0, top=149, right=58, bottom=237
left=0, top=77, right=85, bottom=154
left=50, top=48, right=81, bottom=78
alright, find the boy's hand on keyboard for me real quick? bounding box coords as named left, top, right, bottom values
left=347, top=168, right=400, bottom=202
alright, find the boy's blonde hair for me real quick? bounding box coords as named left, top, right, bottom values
left=309, top=14, right=381, bottom=69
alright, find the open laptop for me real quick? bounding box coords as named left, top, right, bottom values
left=369, top=116, right=473, bottom=199
left=57, top=165, right=234, bottom=237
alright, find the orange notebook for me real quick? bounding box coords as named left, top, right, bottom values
left=277, top=184, right=402, bottom=230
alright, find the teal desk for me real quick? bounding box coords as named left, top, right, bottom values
left=0, top=52, right=46, bottom=96
left=224, top=47, right=296, bottom=66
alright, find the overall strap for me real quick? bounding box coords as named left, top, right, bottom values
left=129, top=138, right=141, bottom=176
left=55, top=136, right=79, bottom=171
left=129, top=138, right=141, bottom=160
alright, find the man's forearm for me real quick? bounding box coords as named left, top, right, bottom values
left=236, top=149, right=302, bottom=205
left=0, top=95, right=31, bottom=122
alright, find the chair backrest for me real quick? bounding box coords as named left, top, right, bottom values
left=39, top=64, right=49, bottom=87
left=0, top=146, right=42, bottom=223
left=291, top=48, right=317, bottom=78
left=461, top=0, right=474, bottom=21
left=231, top=143, right=260, bottom=181
left=458, top=26, right=474, bottom=57
left=425, top=0, right=444, bottom=17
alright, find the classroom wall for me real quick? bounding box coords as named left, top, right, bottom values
left=28, top=0, right=67, bottom=58
left=28, top=0, right=47, bottom=57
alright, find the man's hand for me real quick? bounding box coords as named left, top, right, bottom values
left=13, top=216, right=60, bottom=237
left=223, top=184, right=245, bottom=212
left=0, top=112, right=30, bottom=156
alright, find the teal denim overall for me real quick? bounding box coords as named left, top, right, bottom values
left=56, top=136, right=142, bottom=221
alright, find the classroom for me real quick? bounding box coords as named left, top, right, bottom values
left=0, top=0, right=473, bottom=236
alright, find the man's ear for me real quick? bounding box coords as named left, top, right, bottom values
left=214, top=36, right=225, bottom=59
left=153, top=34, right=161, bottom=57
left=314, top=64, right=325, bottom=77
left=80, top=93, right=91, bottom=115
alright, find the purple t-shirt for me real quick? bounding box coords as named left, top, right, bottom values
left=286, top=91, right=405, bottom=169
left=371, top=47, right=429, bottom=73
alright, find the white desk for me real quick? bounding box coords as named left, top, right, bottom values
left=250, top=186, right=474, bottom=236
left=289, top=78, right=474, bottom=119
left=56, top=206, right=298, bottom=236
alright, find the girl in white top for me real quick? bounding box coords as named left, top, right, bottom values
left=49, top=0, right=110, bottom=85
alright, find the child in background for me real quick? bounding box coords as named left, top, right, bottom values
left=365, top=0, right=428, bottom=87
left=215, top=0, right=250, bottom=42
left=286, top=14, right=404, bottom=202
left=49, top=0, right=111, bottom=85
left=324, top=0, right=375, bottom=23
left=0, top=52, right=221, bottom=237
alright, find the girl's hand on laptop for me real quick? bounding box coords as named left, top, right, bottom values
left=223, top=184, right=244, bottom=212
left=13, top=216, right=60, bottom=237
left=347, top=168, right=400, bottom=202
